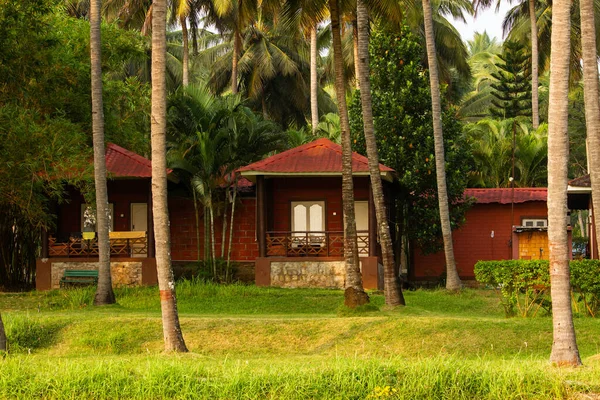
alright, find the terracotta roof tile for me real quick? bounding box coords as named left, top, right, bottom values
left=238, top=138, right=394, bottom=174
left=105, top=143, right=153, bottom=178
left=569, top=174, right=591, bottom=187
left=464, top=188, right=547, bottom=204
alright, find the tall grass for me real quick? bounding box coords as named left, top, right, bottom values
left=0, top=356, right=592, bottom=399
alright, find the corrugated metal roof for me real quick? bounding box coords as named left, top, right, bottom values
left=464, top=188, right=547, bottom=204
left=238, top=138, right=394, bottom=175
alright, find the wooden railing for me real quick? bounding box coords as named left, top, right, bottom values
left=266, top=231, right=369, bottom=257
left=48, top=232, right=148, bottom=258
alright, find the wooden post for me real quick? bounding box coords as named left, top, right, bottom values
left=147, top=179, right=155, bottom=258
left=368, top=182, right=378, bottom=257
left=257, top=175, right=266, bottom=257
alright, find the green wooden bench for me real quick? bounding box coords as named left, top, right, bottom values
left=59, top=270, right=98, bottom=288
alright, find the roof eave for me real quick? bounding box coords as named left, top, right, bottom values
left=567, top=185, right=592, bottom=194
left=240, top=171, right=395, bottom=182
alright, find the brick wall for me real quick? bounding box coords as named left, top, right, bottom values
left=269, top=177, right=370, bottom=231
left=411, top=201, right=548, bottom=280
left=57, top=180, right=150, bottom=233
left=169, top=195, right=258, bottom=261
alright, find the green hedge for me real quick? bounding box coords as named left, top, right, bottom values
left=474, top=259, right=600, bottom=317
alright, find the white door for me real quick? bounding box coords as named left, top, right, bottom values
left=130, top=203, right=147, bottom=257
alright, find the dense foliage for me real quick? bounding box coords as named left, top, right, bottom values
left=475, top=259, right=600, bottom=317
left=349, top=26, right=473, bottom=253
left=0, top=0, right=150, bottom=288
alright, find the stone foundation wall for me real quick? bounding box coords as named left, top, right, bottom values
left=50, top=261, right=142, bottom=289
left=270, top=260, right=348, bottom=288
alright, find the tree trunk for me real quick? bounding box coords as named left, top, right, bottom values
left=0, top=313, right=6, bottom=352
left=204, top=205, right=210, bottom=261
left=548, top=0, right=581, bottom=366
left=352, top=20, right=360, bottom=90
left=210, top=204, right=216, bottom=276
left=227, top=179, right=238, bottom=270
left=191, top=17, right=198, bottom=56
left=581, top=0, right=600, bottom=258
left=192, top=188, right=201, bottom=263
left=421, top=0, right=462, bottom=291
left=310, top=25, right=319, bottom=134
left=151, top=0, right=188, bottom=353
left=90, top=0, right=116, bottom=306
left=578, top=211, right=586, bottom=238
left=231, top=30, right=241, bottom=94
left=356, top=0, right=404, bottom=306
left=329, top=0, right=369, bottom=308
left=530, top=0, right=539, bottom=129
left=180, top=14, right=189, bottom=87
left=221, top=192, right=228, bottom=258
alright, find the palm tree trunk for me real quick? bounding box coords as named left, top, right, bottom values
left=191, top=18, right=199, bottom=56
left=192, top=188, right=201, bottom=263
left=581, top=0, right=600, bottom=259
left=90, top=0, right=116, bottom=306
left=180, top=14, right=189, bottom=87
left=227, top=179, right=238, bottom=269
left=422, top=0, right=462, bottom=291
left=221, top=192, right=228, bottom=258
left=204, top=205, right=210, bottom=261
left=310, top=25, right=319, bottom=134
left=329, top=0, right=369, bottom=308
left=0, top=313, right=6, bottom=352
left=529, top=0, right=539, bottom=129
left=356, top=0, right=404, bottom=306
left=210, top=205, right=217, bottom=276
left=231, top=29, right=241, bottom=94
left=548, top=0, right=581, bottom=366
left=151, top=0, right=188, bottom=353
left=352, top=21, right=360, bottom=90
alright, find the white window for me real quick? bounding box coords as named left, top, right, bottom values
left=522, top=218, right=547, bottom=228
left=81, top=203, right=114, bottom=232
left=291, top=201, right=325, bottom=233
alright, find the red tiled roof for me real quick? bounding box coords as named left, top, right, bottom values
left=464, top=188, right=547, bottom=204
left=106, top=143, right=153, bottom=178
left=569, top=174, right=591, bottom=187
left=238, top=138, right=394, bottom=175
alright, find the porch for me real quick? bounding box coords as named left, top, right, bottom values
left=238, top=138, right=395, bottom=289
left=36, top=143, right=160, bottom=290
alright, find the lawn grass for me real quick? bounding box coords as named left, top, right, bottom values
left=1, top=283, right=600, bottom=399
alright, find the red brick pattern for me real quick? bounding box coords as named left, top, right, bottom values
left=57, top=180, right=150, bottom=233
left=412, top=202, right=548, bottom=280
left=169, top=196, right=259, bottom=261
left=269, top=177, right=369, bottom=232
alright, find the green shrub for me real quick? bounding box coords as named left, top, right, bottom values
left=570, top=259, right=600, bottom=317
left=474, top=259, right=600, bottom=317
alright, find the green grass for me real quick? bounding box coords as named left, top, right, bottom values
left=1, top=283, right=600, bottom=399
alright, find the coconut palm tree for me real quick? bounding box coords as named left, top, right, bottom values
left=579, top=0, right=600, bottom=290
left=457, top=32, right=502, bottom=121
left=546, top=0, right=581, bottom=366
left=329, top=0, right=369, bottom=307
left=90, top=0, right=116, bottom=306
left=421, top=0, right=461, bottom=291
left=151, top=0, right=188, bottom=352
left=356, top=0, right=404, bottom=306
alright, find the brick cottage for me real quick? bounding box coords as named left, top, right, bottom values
left=36, top=139, right=587, bottom=290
